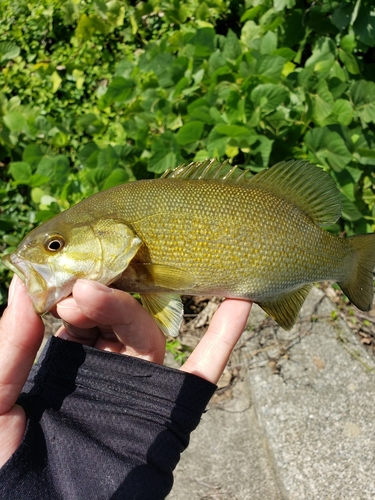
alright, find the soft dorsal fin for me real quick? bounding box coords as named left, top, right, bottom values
left=247, top=160, right=342, bottom=226
left=161, top=159, right=252, bottom=183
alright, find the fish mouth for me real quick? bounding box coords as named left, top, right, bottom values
left=2, top=253, right=59, bottom=314
left=2, top=253, right=27, bottom=283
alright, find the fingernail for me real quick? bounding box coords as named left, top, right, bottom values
left=77, top=279, right=114, bottom=294
left=56, top=296, right=80, bottom=310
left=8, top=276, right=23, bottom=306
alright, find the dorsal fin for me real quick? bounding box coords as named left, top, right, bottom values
left=161, top=159, right=252, bottom=183
left=162, top=159, right=341, bottom=226
left=248, top=160, right=342, bottom=226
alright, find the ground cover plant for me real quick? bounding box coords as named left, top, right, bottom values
left=1, top=0, right=375, bottom=309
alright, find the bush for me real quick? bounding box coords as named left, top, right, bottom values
left=1, top=0, right=375, bottom=307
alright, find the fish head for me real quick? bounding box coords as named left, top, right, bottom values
left=2, top=212, right=142, bottom=314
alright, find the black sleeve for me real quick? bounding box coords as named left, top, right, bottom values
left=0, top=336, right=216, bottom=500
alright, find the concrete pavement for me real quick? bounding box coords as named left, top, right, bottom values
left=169, top=287, right=375, bottom=499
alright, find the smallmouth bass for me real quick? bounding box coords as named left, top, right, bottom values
left=3, top=159, right=375, bottom=336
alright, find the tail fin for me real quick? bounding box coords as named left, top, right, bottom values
left=338, top=233, right=375, bottom=311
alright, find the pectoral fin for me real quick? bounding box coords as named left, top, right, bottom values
left=140, top=293, right=183, bottom=337
left=258, top=285, right=312, bottom=331
left=119, top=263, right=196, bottom=291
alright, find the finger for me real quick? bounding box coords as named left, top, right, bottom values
left=56, top=296, right=102, bottom=329
left=180, top=299, right=252, bottom=384
left=0, top=276, right=44, bottom=413
left=58, top=280, right=166, bottom=363
left=55, top=295, right=101, bottom=346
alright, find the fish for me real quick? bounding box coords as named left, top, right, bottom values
left=3, top=159, right=375, bottom=336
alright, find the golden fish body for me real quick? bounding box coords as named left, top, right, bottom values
left=3, top=160, right=375, bottom=335
left=116, top=179, right=347, bottom=297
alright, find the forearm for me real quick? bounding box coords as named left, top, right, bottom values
left=0, top=337, right=216, bottom=500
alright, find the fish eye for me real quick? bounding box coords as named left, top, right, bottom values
left=44, top=235, right=65, bottom=252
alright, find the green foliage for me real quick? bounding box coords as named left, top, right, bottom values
left=166, top=338, right=192, bottom=364
left=1, top=0, right=375, bottom=308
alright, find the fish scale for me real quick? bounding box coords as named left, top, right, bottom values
left=3, top=159, right=375, bottom=335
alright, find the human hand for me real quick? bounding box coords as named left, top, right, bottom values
left=53, top=279, right=252, bottom=383
left=0, top=276, right=252, bottom=467
left=0, top=276, right=44, bottom=468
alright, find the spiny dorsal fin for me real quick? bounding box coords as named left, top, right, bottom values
left=248, top=160, right=342, bottom=226
left=161, top=159, right=252, bottom=183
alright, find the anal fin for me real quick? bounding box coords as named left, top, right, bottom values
left=258, top=284, right=312, bottom=331
left=140, top=293, right=183, bottom=337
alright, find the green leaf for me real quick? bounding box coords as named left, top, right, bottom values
left=256, top=55, right=285, bottom=79
left=310, top=80, right=334, bottom=125
left=85, top=168, right=110, bottom=188
left=214, top=124, right=254, bottom=138
left=22, top=145, right=44, bottom=168
left=251, top=84, right=288, bottom=113
left=148, top=151, right=177, bottom=173
left=331, top=3, right=353, bottom=31
left=222, top=29, right=242, bottom=62
left=51, top=156, right=70, bottom=187
left=0, top=42, right=20, bottom=63
left=35, top=155, right=70, bottom=190
left=102, top=168, right=129, bottom=189
left=78, top=143, right=100, bottom=166
left=240, top=7, right=263, bottom=23
left=327, top=99, right=354, bottom=126
left=207, top=129, right=228, bottom=158
left=341, top=195, right=363, bottom=222
left=31, top=187, right=45, bottom=204
left=35, top=156, right=55, bottom=178
left=345, top=166, right=362, bottom=184
left=331, top=170, right=357, bottom=202
left=274, top=0, right=296, bottom=12
left=29, top=173, right=51, bottom=188
left=9, top=162, right=32, bottom=182
left=305, top=37, right=336, bottom=70
left=148, top=132, right=179, bottom=173
left=241, top=21, right=262, bottom=46
left=75, top=14, right=95, bottom=40
left=195, top=2, right=210, bottom=21
left=260, top=31, right=277, bottom=55
left=304, top=127, right=352, bottom=171
left=97, top=145, right=119, bottom=170
left=75, top=14, right=109, bottom=40
left=176, top=122, right=204, bottom=145
left=357, top=148, right=375, bottom=160
left=340, top=34, right=356, bottom=53
left=115, top=59, right=134, bottom=78
left=3, top=111, right=27, bottom=133
left=76, top=113, right=105, bottom=135
left=273, top=47, right=296, bottom=61
left=106, top=77, right=135, bottom=103
left=188, top=28, right=215, bottom=57
left=3, top=234, right=20, bottom=246
left=72, top=69, right=84, bottom=90
left=353, top=4, right=375, bottom=47
left=350, top=80, right=375, bottom=124
left=339, top=49, right=360, bottom=75
left=251, top=136, right=274, bottom=167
